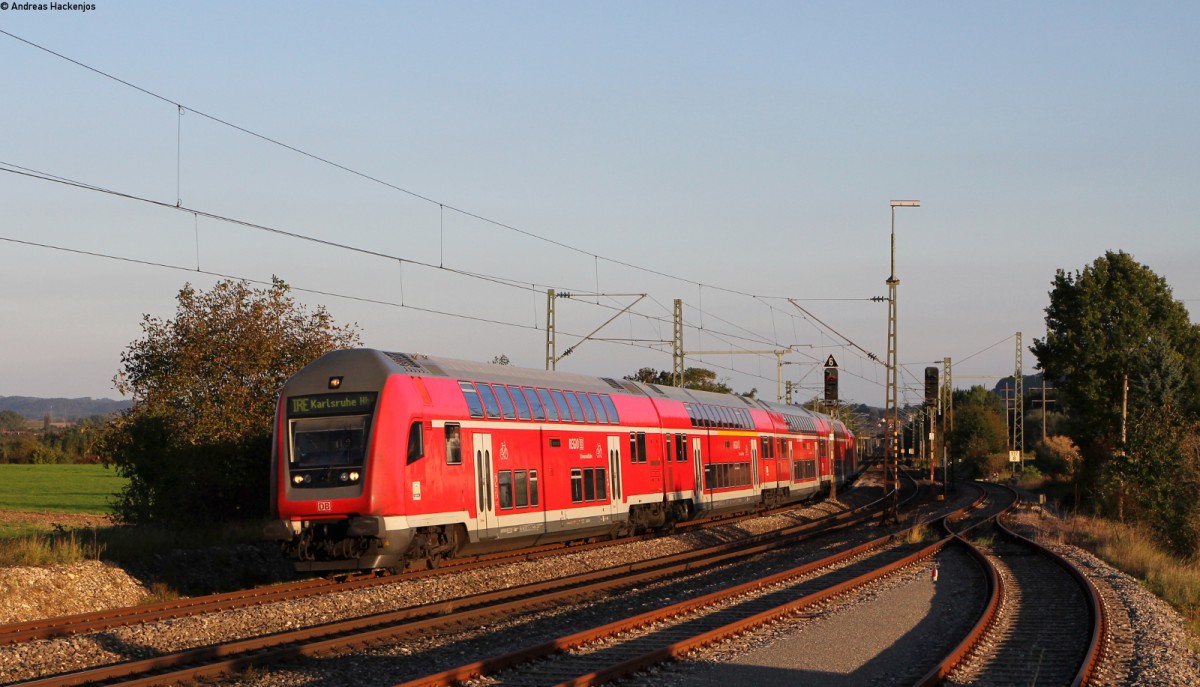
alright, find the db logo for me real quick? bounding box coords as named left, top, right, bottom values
left=316, top=501, right=332, bottom=512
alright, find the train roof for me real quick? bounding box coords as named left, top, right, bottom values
left=374, top=348, right=844, bottom=425
left=307, top=348, right=847, bottom=433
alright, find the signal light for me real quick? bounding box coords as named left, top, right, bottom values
left=823, top=367, right=838, bottom=402
left=925, top=367, right=939, bottom=406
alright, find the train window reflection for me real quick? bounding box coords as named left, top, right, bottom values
left=536, top=389, right=558, bottom=421
left=494, top=385, right=517, bottom=419
left=290, top=415, right=369, bottom=468
left=509, top=386, right=532, bottom=420
left=459, top=381, right=484, bottom=418
left=445, top=423, right=462, bottom=465
left=476, top=384, right=502, bottom=418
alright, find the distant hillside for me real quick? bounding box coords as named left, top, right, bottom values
left=0, top=396, right=131, bottom=421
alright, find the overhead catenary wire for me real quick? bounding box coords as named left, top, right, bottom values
left=1, top=28, right=908, bottom=400
left=3, top=157, right=882, bottom=382
left=1, top=28, right=808, bottom=303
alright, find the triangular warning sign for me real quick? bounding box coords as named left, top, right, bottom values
left=824, top=355, right=838, bottom=368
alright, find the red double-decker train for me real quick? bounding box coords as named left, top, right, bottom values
left=266, top=348, right=858, bottom=571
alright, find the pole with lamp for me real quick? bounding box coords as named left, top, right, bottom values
left=885, top=199, right=920, bottom=524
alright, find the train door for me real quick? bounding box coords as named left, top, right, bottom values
left=473, top=433, right=496, bottom=538
left=607, top=435, right=623, bottom=518
left=692, top=437, right=708, bottom=509
left=751, top=439, right=759, bottom=486
left=786, top=440, right=794, bottom=486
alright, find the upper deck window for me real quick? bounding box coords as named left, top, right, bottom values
left=508, top=385, right=532, bottom=420
left=600, top=395, right=619, bottom=424
left=550, top=390, right=572, bottom=421
left=477, top=383, right=502, bottom=418
left=493, top=385, right=517, bottom=419
left=587, top=394, right=608, bottom=423
left=523, top=387, right=546, bottom=420
left=573, top=392, right=597, bottom=423
left=536, top=389, right=559, bottom=421
left=459, top=381, right=484, bottom=418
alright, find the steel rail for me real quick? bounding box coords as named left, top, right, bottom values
left=0, top=473, right=873, bottom=646
left=397, top=499, right=980, bottom=687
left=10, top=484, right=903, bottom=687
left=914, top=482, right=1101, bottom=686
left=994, top=514, right=1106, bottom=687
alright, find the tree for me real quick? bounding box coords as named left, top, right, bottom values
left=1033, top=435, right=1081, bottom=480
left=100, top=278, right=360, bottom=525
left=624, top=366, right=732, bottom=394
left=1032, top=252, right=1200, bottom=525
left=1032, top=251, right=1200, bottom=459
left=0, top=410, right=24, bottom=431
left=949, top=386, right=1009, bottom=478
left=1121, top=404, right=1200, bottom=557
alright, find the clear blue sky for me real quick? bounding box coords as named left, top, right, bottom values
left=2, top=1, right=1197, bottom=407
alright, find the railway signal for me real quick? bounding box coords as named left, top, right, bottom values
left=924, top=366, right=939, bottom=407
left=823, top=356, right=838, bottom=402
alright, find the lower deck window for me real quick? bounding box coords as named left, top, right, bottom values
left=703, top=461, right=753, bottom=490
left=793, top=459, right=817, bottom=480
left=498, top=469, right=539, bottom=509
left=570, top=467, right=608, bottom=503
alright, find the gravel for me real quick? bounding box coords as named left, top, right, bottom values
left=1, top=494, right=1198, bottom=686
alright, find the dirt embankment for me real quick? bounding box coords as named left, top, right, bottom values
left=0, top=510, right=113, bottom=530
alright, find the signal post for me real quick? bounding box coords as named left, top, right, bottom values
left=823, top=355, right=838, bottom=501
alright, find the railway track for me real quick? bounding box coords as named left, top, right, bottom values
left=3, top=472, right=927, bottom=686
left=916, top=482, right=1105, bottom=686
left=399, top=528, right=957, bottom=686
left=0, top=478, right=868, bottom=649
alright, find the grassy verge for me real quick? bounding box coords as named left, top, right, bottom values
left=0, top=527, right=106, bottom=566
left=0, top=463, right=127, bottom=514
left=1054, top=512, right=1200, bottom=639
left=0, top=519, right=270, bottom=566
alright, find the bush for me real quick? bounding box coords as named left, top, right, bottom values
left=100, top=278, right=359, bottom=527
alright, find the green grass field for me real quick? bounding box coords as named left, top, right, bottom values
left=0, top=463, right=126, bottom=514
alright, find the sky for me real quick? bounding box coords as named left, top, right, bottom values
left=1, top=1, right=1197, bottom=408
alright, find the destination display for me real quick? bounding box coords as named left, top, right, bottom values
left=288, top=392, right=377, bottom=417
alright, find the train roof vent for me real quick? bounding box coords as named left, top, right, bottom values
left=622, top=382, right=647, bottom=395
left=384, top=351, right=426, bottom=374
left=421, top=362, right=447, bottom=377
left=734, top=395, right=755, bottom=406
left=601, top=377, right=625, bottom=391
left=644, top=383, right=668, bottom=396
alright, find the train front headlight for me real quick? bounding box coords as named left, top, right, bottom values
left=349, top=471, right=360, bottom=482
left=292, top=474, right=304, bottom=485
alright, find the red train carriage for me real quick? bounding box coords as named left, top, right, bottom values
left=266, top=349, right=857, bottom=572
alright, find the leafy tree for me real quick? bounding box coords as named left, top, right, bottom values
left=100, top=278, right=360, bottom=525
left=1032, top=251, right=1200, bottom=460
left=1033, top=435, right=1081, bottom=479
left=949, top=386, right=1009, bottom=477
left=1120, top=404, right=1200, bottom=557
left=0, top=410, right=24, bottom=431
left=625, top=366, right=732, bottom=394
left=1031, top=251, right=1200, bottom=529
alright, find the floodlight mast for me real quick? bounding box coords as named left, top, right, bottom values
left=885, top=199, right=920, bottom=524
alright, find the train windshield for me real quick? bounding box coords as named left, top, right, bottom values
left=290, top=415, right=370, bottom=468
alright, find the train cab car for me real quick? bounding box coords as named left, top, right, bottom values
left=266, top=348, right=858, bottom=572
